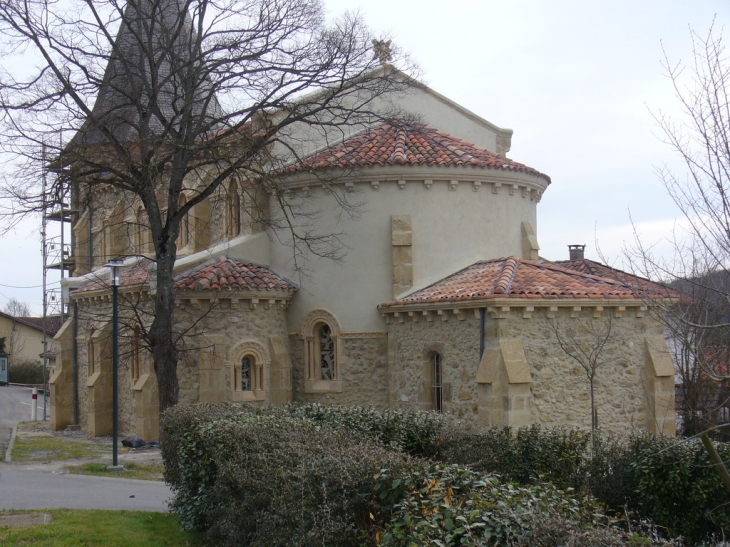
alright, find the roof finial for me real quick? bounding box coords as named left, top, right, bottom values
left=372, top=39, right=392, bottom=65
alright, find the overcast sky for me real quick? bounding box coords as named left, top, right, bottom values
left=1, top=0, right=728, bottom=314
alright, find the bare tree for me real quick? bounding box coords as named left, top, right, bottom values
left=3, top=297, right=31, bottom=317
left=625, top=21, right=730, bottom=438
left=0, top=0, right=416, bottom=413
left=548, top=314, right=614, bottom=435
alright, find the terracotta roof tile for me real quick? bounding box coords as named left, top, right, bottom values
left=381, top=257, right=670, bottom=307
left=73, top=266, right=151, bottom=294
left=174, top=257, right=296, bottom=293
left=280, top=122, right=550, bottom=182
left=73, top=257, right=296, bottom=296
left=555, top=258, right=673, bottom=297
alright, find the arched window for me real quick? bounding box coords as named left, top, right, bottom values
left=318, top=323, right=336, bottom=380
left=229, top=340, right=268, bottom=402
left=302, top=310, right=342, bottom=393
left=227, top=179, right=242, bottom=238
left=176, top=194, right=190, bottom=250
left=430, top=351, right=443, bottom=413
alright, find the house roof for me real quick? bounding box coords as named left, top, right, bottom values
left=280, top=122, right=550, bottom=182
left=73, top=257, right=296, bottom=296
left=380, top=257, right=670, bottom=307
left=0, top=310, right=63, bottom=337
left=555, top=258, right=672, bottom=296
left=174, top=257, right=296, bottom=293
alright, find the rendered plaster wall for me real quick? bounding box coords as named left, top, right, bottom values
left=273, top=167, right=544, bottom=336
left=490, top=308, right=665, bottom=434
left=387, top=314, right=481, bottom=418
left=290, top=335, right=390, bottom=407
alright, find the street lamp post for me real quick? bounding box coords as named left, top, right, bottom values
left=105, top=258, right=124, bottom=469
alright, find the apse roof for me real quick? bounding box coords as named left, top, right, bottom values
left=381, top=257, right=671, bottom=307
left=73, top=257, right=295, bottom=295
left=174, top=256, right=296, bottom=293
left=280, top=122, right=550, bottom=182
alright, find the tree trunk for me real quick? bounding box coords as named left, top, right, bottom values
left=150, top=241, right=179, bottom=415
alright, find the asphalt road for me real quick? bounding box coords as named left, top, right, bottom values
left=0, top=467, right=172, bottom=512
left=0, top=385, right=42, bottom=457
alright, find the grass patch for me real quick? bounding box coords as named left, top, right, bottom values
left=66, top=462, right=165, bottom=481
left=0, top=509, right=202, bottom=546
left=10, top=422, right=113, bottom=462
left=11, top=435, right=110, bottom=462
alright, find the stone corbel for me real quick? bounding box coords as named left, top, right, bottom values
left=571, top=306, right=581, bottom=318
left=614, top=306, right=626, bottom=318
left=398, top=179, right=406, bottom=190
left=522, top=306, right=535, bottom=319
left=449, top=180, right=458, bottom=191
left=492, top=182, right=501, bottom=194
left=424, top=179, right=433, bottom=189
left=472, top=181, right=481, bottom=192
left=371, top=180, right=380, bottom=191
left=593, top=306, right=604, bottom=318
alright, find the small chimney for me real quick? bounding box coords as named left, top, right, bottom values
left=568, top=244, right=585, bottom=260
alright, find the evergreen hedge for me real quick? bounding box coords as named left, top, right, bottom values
left=162, top=404, right=730, bottom=545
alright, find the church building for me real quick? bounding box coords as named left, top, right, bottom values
left=49, top=2, right=676, bottom=440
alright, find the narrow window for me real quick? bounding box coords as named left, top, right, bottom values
left=135, top=206, right=151, bottom=254
left=319, top=324, right=335, bottom=380
left=431, top=352, right=443, bottom=413
left=177, top=194, right=189, bottom=249
left=240, top=356, right=252, bottom=391
left=88, top=329, right=96, bottom=376
left=227, top=179, right=242, bottom=238
left=130, top=330, right=141, bottom=383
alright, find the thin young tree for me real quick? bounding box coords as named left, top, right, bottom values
left=625, top=21, right=730, bottom=437
left=0, top=0, right=416, bottom=413
left=548, top=314, right=614, bottom=435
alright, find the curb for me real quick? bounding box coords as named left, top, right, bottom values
left=4, top=422, right=18, bottom=462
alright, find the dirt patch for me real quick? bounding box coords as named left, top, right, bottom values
left=0, top=512, right=52, bottom=528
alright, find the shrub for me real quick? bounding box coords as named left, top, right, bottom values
left=374, top=462, right=652, bottom=547
left=8, top=359, right=44, bottom=384
left=286, top=403, right=444, bottom=455
left=434, top=423, right=590, bottom=489
left=163, top=404, right=408, bottom=547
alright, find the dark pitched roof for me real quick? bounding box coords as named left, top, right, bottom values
left=381, top=257, right=669, bottom=307
left=280, top=122, right=550, bottom=182
left=68, top=0, right=223, bottom=148
left=0, top=311, right=63, bottom=337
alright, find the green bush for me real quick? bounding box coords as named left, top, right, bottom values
left=8, top=359, right=44, bottom=384
left=287, top=403, right=444, bottom=455
left=374, top=463, right=656, bottom=547
left=163, top=404, right=408, bottom=547
left=434, top=423, right=590, bottom=489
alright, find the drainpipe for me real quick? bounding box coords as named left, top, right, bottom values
left=479, top=308, right=486, bottom=358
left=72, top=301, right=78, bottom=426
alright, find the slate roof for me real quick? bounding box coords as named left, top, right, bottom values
left=381, top=257, right=670, bottom=307
left=174, top=257, right=296, bottom=293
left=67, top=0, right=223, bottom=148
left=280, top=123, right=550, bottom=182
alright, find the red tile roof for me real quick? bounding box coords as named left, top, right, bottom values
left=381, top=257, right=670, bottom=307
left=280, top=123, right=550, bottom=183
left=555, top=258, right=673, bottom=297
left=174, top=257, right=296, bottom=293
left=73, top=265, right=151, bottom=294
left=74, top=257, right=296, bottom=296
